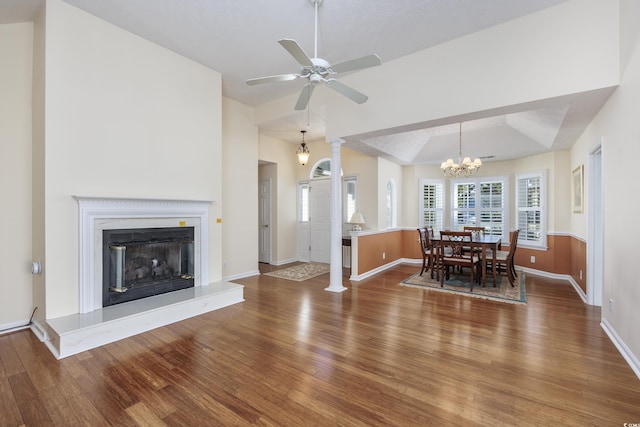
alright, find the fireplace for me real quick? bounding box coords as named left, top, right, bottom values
left=40, top=196, right=244, bottom=359
left=75, top=196, right=211, bottom=313
left=102, top=226, right=195, bottom=307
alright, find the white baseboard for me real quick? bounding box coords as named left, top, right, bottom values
left=601, top=318, right=640, bottom=380
left=223, top=270, right=260, bottom=281
left=350, top=258, right=413, bottom=281
left=271, top=258, right=298, bottom=266
left=30, top=320, right=48, bottom=341
left=517, top=266, right=587, bottom=303
left=0, top=319, right=31, bottom=336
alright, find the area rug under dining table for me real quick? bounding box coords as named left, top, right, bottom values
left=400, top=269, right=527, bottom=304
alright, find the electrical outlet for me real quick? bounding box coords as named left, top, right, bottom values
left=382, top=252, right=386, bottom=260
left=579, top=270, right=583, bottom=280
left=530, top=255, right=536, bottom=263
left=609, top=298, right=613, bottom=313
left=223, top=261, right=227, bottom=269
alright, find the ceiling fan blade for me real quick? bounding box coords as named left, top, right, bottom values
left=326, top=79, right=368, bottom=104
left=331, top=54, right=382, bottom=74
left=278, top=39, right=313, bottom=67
left=246, top=73, right=300, bottom=86
left=294, top=84, right=315, bottom=111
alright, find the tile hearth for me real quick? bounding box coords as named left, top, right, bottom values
left=43, top=280, right=244, bottom=359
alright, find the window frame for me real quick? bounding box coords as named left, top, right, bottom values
left=450, top=175, right=509, bottom=240
left=387, top=179, right=397, bottom=229
left=343, top=176, right=358, bottom=228
left=419, top=178, right=445, bottom=233
left=298, top=181, right=310, bottom=223
left=515, top=170, right=547, bottom=249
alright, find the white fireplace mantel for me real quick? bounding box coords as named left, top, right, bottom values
left=74, top=196, right=213, bottom=314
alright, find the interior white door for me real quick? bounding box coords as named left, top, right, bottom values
left=259, top=179, right=271, bottom=263
left=587, top=145, right=603, bottom=306
left=309, top=179, right=331, bottom=264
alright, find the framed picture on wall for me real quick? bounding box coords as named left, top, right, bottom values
left=572, top=165, right=584, bottom=213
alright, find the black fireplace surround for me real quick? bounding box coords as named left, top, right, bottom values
left=102, top=227, right=195, bottom=307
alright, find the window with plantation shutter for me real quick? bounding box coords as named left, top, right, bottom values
left=419, top=179, right=444, bottom=232
left=479, top=181, right=504, bottom=237
left=451, top=176, right=508, bottom=240
left=452, top=181, right=476, bottom=231
left=344, top=177, right=357, bottom=224
left=516, top=171, right=546, bottom=248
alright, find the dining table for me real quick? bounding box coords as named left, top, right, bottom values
left=431, top=233, right=502, bottom=287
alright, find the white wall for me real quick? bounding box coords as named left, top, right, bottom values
left=222, top=97, right=259, bottom=278
left=0, top=23, right=33, bottom=328
left=42, top=0, right=223, bottom=319
left=324, top=0, right=620, bottom=141
left=571, top=0, right=640, bottom=371
left=258, top=134, right=298, bottom=263
left=32, top=4, right=46, bottom=323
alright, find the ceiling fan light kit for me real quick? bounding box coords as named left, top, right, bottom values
left=246, top=0, right=381, bottom=110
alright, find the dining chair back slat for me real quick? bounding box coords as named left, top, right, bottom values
left=437, top=230, right=481, bottom=291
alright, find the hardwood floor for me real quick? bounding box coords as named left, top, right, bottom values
left=2, top=263, right=639, bottom=426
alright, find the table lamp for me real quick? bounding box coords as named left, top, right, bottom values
left=349, top=212, right=365, bottom=232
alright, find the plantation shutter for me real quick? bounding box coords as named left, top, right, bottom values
left=516, top=173, right=544, bottom=246
left=420, top=180, right=444, bottom=232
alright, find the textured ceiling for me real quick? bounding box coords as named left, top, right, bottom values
left=1, top=0, right=612, bottom=165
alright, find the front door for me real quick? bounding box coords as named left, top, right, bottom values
left=309, top=179, right=331, bottom=264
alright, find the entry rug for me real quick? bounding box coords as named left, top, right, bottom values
left=263, top=262, right=330, bottom=282
left=400, top=269, right=526, bottom=304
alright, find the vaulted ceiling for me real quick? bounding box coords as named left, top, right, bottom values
left=1, top=0, right=613, bottom=165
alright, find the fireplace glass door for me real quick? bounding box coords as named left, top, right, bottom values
left=103, top=227, right=195, bottom=307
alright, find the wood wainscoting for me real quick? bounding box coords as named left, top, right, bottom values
left=355, top=230, right=404, bottom=274
left=353, top=230, right=587, bottom=293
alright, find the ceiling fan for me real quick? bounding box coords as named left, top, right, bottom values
left=246, top=0, right=382, bottom=111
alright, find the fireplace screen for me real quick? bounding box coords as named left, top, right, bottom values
left=102, top=227, right=195, bottom=307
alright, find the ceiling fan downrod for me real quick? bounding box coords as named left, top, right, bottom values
left=310, top=0, right=323, bottom=59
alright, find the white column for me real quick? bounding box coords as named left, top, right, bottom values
left=325, top=138, right=348, bottom=293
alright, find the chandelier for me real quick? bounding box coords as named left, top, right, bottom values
left=440, top=122, right=482, bottom=177
left=296, top=130, right=310, bottom=165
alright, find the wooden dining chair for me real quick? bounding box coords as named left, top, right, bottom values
left=463, top=226, right=485, bottom=250
left=416, top=227, right=435, bottom=277
left=463, top=226, right=486, bottom=237
left=437, top=230, right=481, bottom=291
left=461, top=226, right=486, bottom=267
left=487, top=229, right=520, bottom=286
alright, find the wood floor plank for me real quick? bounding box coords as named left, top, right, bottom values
left=7, top=372, right=54, bottom=426
left=0, top=375, right=24, bottom=426
left=125, top=401, right=168, bottom=427
left=1, top=264, right=639, bottom=425
left=0, top=334, right=25, bottom=377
